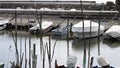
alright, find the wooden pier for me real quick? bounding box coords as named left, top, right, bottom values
left=0, top=8, right=119, bottom=19
left=0, top=1, right=96, bottom=10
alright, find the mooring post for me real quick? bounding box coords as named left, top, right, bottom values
left=32, top=43, right=37, bottom=68
left=55, top=60, right=57, bottom=68
left=90, top=57, right=94, bottom=68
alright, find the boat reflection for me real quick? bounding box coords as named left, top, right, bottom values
left=72, top=37, right=102, bottom=51
left=103, top=39, right=120, bottom=48
left=0, top=30, right=7, bottom=35
left=8, top=30, right=29, bottom=37
left=52, top=35, right=67, bottom=40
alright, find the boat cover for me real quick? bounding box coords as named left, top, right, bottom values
left=105, top=25, right=120, bottom=38
left=72, top=20, right=105, bottom=32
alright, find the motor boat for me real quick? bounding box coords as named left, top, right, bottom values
left=29, top=21, right=53, bottom=33
left=51, top=25, right=69, bottom=39
left=72, top=20, right=105, bottom=39
left=0, top=17, right=9, bottom=30
left=52, top=25, right=68, bottom=36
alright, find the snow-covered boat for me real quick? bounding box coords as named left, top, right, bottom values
left=104, top=25, right=120, bottom=40
left=0, top=18, right=9, bottom=30
left=29, top=21, right=53, bottom=33
left=72, top=20, right=105, bottom=38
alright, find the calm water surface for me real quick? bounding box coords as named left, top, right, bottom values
left=0, top=19, right=120, bottom=68
left=0, top=30, right=120, bottom=68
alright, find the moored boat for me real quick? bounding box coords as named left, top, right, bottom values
left=0, top=17, right=9, bottom=30
left=72, top=20, right=105, bottom=39
left=29, top=21, right=53, bottom=33
left=52, top=25, right=68, bottom=36
left=104, top=25, right=120, bottom=40
left=93, top=56, right=115, bottom=68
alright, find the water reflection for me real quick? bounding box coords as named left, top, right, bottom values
left=8, top=30, right=29, bottom=37
left=103, top=39, right=120, bottom=48
left=72, top=37, right=103, bottom=51
left=0, top=30, right=8, bottom=35
left=52, top=35, right=67, bottom=40
left=1, top=29, right=120, bottom=68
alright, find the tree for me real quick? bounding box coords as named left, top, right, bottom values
left=116, top=0, right=120, bottom=11
left=106, top=1, right=115, bottom=10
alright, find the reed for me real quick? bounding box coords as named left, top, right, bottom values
left=24, top=36, right=27, bottom=68
left=45, top=35, right=57, bottom=68
left=51, top=40, right=57, bottom=60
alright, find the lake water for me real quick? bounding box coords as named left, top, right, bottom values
left=0, top=18, right=120, bottom=68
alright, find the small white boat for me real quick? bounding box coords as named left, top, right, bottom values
left=0, top=18, right=9, bottom=30
left=70, top=9, right=76, bottom=11
left=93, top=56, right=114, bottom=68
left=97, top=56, right=110, bottom=67
left=72, top=20, right=105, bottom=38
left=104, top=25, right=120, bottom=40
left=29, top=21, right=53, bottom=33
left=40, top=7, right=51, bottom=10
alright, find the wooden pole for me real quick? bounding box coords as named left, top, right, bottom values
left=48, top=35, right=51, bottom=68
left=28, top=15, right=31, bottom=68
left=38, top=13, right=44, bottom=68
left=87, top=20, right=92, bottom=68
left=55, top=60, right=57, bottom=68
left=67, top=13, right=69, bottom=57
left=19, top=12, right=24, bottom=68
left=14, top=10, right=19, bottom=66
left=20, top=13, right=23, bottom=68
left=24, top=36, right=27, bottom=68
left=98, top=10, right=101, bottom=56
left=80, top=0, right=86, bottom=68
left=90, top=57, right=94, bottom=68
left=32, top=44, right=37, bottom=68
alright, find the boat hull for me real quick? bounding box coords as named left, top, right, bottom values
left=0, top=24, right=6, bottom=30
left=104, top=25, right=120, bottom=40
left=29, top=21, right=53, bottom=33
left=72, top=20, right=105, bottom=39
left=74, top=29, right=104, bottom=39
